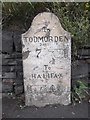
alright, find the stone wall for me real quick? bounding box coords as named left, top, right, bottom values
left=2, top=30, right=24, bottom=95
left=1, top=29, right=90, bottom=95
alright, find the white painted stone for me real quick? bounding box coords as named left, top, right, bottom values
left=22, top=12, right=71, bottom=107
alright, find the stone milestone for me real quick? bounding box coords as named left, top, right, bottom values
left=22, top=12, right=71, bottom=107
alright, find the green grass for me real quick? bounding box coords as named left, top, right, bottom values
left=72, top=80, right=89, bottom=103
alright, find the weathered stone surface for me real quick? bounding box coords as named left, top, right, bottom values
left=2, top=59, right=17, bottom=66
left=16, top=59, right=23, bottom=66
left=0, top=70, right=1, bottom=77
left=13, top=32, right=22, bottom=52
left=14, top=85, right=24, bottom=95
left=0, top=81, right=2, bottom=93
left=86, top=59, right=90, bottom=64
left=0, top=66, right=1, bottom=72
left=17, top=72, right=23, bottom=79
left=14, top=78, right=23, bottom=85
left=2, top=82, right=13, bottom=93
left=2, top=72, right=16, bottom=79
left=15, top=66, right=23, bottom=72
left=2, top=53, right=22, bottom=59
left=2, top=31, right=14, bottom=54
left=22, top=12, right=71, bottom=107
left=3, top=79, right=14, bottom=83
left=2, top=66, right=15, bottom=72
left=78, top=48, right=89, bottom=56
left=1, top=58, right=23, bottom=66
left=72, top=60, right=88, bottom=79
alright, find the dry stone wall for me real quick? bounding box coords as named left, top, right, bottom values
left=1, top=30, right=24, bottom=95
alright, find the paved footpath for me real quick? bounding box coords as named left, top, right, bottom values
left=2, top=95, right=89, bottom=118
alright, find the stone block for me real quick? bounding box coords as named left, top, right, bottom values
left=14, top=85, right=24, bottom=95
left=2, top=30, right=14, bottom=54
left=78, top=48, right=89, bottom=56
left=72, top=60, right=88, bottom=79
left=2, top=66, right=15, bottom=72
left=2, top=72, right=16, bottom=79
left=2, top=82, right=13, bottom=93
left=22, top=12, right=71, bottom=106
left=13, top=32, right=22, bottom=52
left=14, top=78, right=23, bottom=85
left=2, top=59, right=17, bottom=66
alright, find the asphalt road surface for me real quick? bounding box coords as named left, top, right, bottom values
left=2, top=95, right=89, bottom=118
